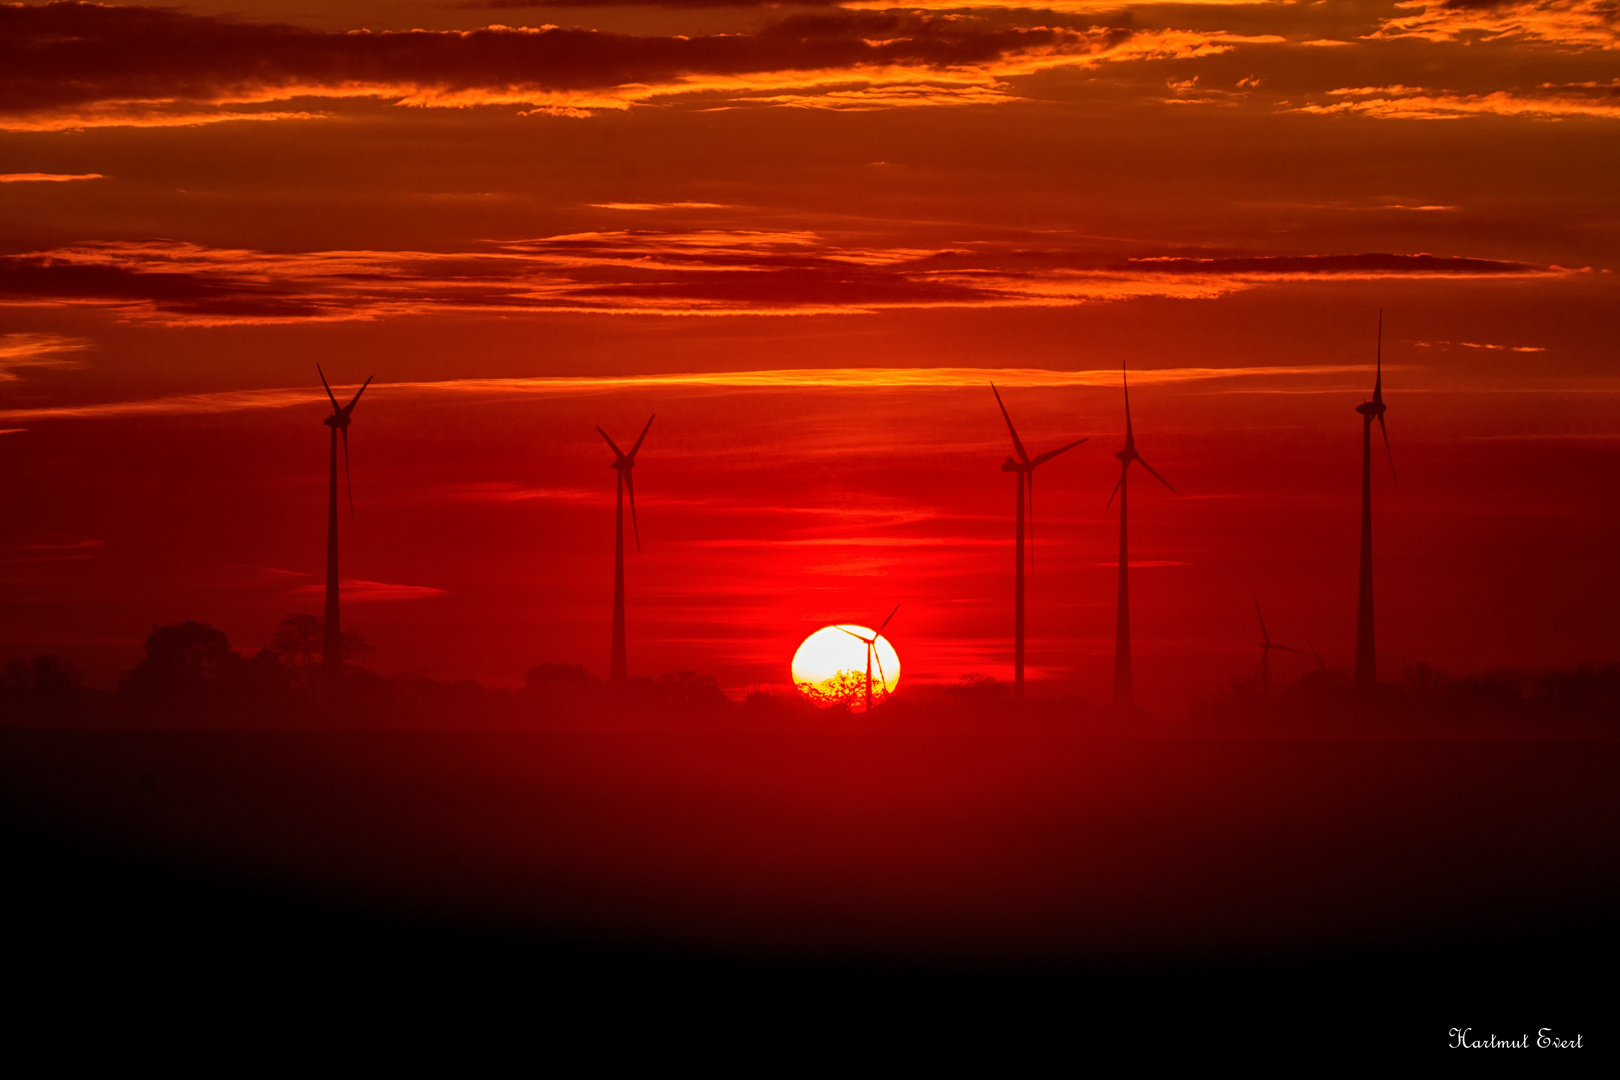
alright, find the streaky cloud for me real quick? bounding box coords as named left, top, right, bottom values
left=0, top=4, right=1286, bottom=129
left=0, top=237, right=1563, bottom=326
left=0, top=332, right=89, bottom=381
left=1371, top=0, right=1620, bottom=52
left=0, top=172, right=104, bottom=183
left=0, top=364, right=1395, bottom=423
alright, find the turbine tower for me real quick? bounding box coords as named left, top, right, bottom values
left=317, top=366, right=372, bottom=691
left=837, top=604, right=900, bottom=713
left=1354, top=314, right=1396, bottom=691
left=1253, top=598, right=1304, bottom=685
left=598, top=415, right=655, bottom=685
left=990, top=384, right=1087, bottom=703
left=1108, top=366, right=1175, bottom=715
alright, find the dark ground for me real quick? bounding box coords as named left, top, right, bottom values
left=2, top=724, right=1614, bottom=1061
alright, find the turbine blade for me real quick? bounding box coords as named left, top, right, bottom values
left=597, top=426, right=626, bottom=460
left=344, top=374, right=373, bottom=413
left=1254, top=598, right=1270, bottom=644
left=1275, top=644, right=1306, bottom=655
left=1310, top=639, right=1327, bottom=671
left=990, top=383, right=1030, bottom=463
left=625, top=469, right=642, bottom=554
left=1138, top=456, right=1177, bottom=493
left=1373, top=309, right=1383, bottom=403
left=341, top=426, right=354, bottom=519
left=1029, top=437, right=1088, bottom=468
left=1106, top=469, right=1123, bottom=510
left=1378, top=413, right=1396, bottom=482
left=878, top=603, right=901, bottom=632
left=836, top=626, right=869, bottom=641
left=872, top=642, right=886, bottom=695
left=1123, top=363, right=1133, bottom=440
left=628, top=413, right=656, bottom=460
left=317, top=365, right=340, bottom=412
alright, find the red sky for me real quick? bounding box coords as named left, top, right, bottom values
left=2, top=0, right=1617, bottom=711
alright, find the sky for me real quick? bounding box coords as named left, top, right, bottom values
left=1, top=0, right=1616, bottom=710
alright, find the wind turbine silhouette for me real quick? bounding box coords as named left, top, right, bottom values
left=1108, top=365, right=1175, bottom=715
left=1309, top=639, right=1348, bottom=677
left=991, top=384, right=1087, bottom=703
left=1354, top=313, right=1396, bottom=691
left=317, top=365, right=372, bottom=691
left=598, top=414, right=654, bottom=686
left=1254, top=598, right=1304, bottom=684
left=836, top=603, right=900, bottom=712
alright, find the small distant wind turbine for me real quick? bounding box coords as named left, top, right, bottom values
left=317, top=365, right=372, bottom=691
left=1253, top=598, right=1304, bottom=684
left=598, top=414, right=655, bottom=685
left=1309, top=639, right=1349, bottom=677
left=837, top=603, right=900, bottom=712
left=1108, top=364, right=1175, bottom=715
left=1354, top=312, right=1396, bottom=691
left=990, top=384, right=1087, bottom=703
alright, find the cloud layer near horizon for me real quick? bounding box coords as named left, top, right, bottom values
left=0, top=235, right=1560, bottom=325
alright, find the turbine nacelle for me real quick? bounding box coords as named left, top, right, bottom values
left=836, top=604, right=900, bottom=710
left=598, top=414, right=656, bottom=555
left=1359, top=311, right=1396, bottom=480
left=317, top=365, right=370, bottom=423
left=316, top=365, right=371, bottom=519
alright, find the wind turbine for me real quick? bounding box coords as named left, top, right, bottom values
left=1253, top=598, right=1304, bottom=685
left=598, top=414, right=655, bottom=686
left=1108, top=365, right=1175, bottom=715
left=990, top=384, right=1087, bottom=703
left=836, top=603, right=901, bottom=713
left=1354, top=313, right=1396, bottom=691
left=1309, top=639, right=1348, bottom=677
left=317, top=365, right=372, bottom=691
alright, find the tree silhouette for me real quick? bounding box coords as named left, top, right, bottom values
left=656, top=670, right=727, bottom=709
left=270, top=614, right=321, bottom=675
left=268, top=613, right=371, bottom=688
left=525, top=662, right=597, bottom=697
left=120, top=620, right=241, bottom=704
left=798, top=669, right=888, bottom=711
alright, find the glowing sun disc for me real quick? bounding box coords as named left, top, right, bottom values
left=791, top=624, right=901, bottom=711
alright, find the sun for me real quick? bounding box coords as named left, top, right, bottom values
left=791, top=625, right=901, bottom=712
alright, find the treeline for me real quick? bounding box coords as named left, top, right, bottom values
left=0, top=617, right=742, bottom=728
left=5, top=617, right=1620, bottom=730
left=1194, top=662, right=1620, bottom=729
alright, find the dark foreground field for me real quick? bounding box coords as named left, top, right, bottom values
left=3, top=725, right=1615, bottom=1059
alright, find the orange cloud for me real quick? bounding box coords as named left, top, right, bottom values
left=0, top=4, right=1287, bottom=129
left=1301, top=81, right=1620, bottom=120
left=0, top=332, right=88, bottom=381
left=0, top=172, right=104, bottom=183
left=0, top=237, right=1562, bottom=326
left=590, top=202, right=732, bottom=210
left=0, top=365, right=1426, bottom=424
left=1373, top=0, right=1620, bottom=52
